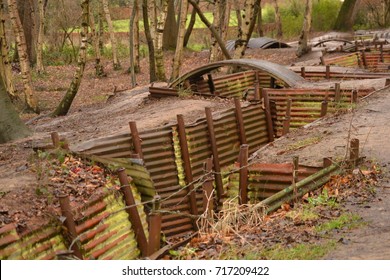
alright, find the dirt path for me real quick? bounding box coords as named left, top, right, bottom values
left=253, top=87, right=390, bottom=259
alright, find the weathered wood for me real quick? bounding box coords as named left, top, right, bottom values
left=129, top=121, right=143, bottom=159
left=238, top=144, right=249, bottom=204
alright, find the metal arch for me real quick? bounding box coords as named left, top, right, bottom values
left=313, top=38, right=354, bottom=47
left=169, top=59, right=306, bottom=88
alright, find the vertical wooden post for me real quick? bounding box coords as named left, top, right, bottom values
left=234, top=98, right=247, bottom=145
left=270, top=77, right=276, bottom=88
left=380, top=44, right=384, bottom=63
left=176, top=114, right=198, bottom=220
left=117, top=168, right=148, bottom=257
left=323, top=157, right=333, bottom=168
left=282, top=99, right=292, bottom=136
left=207, top=74, right=216, bottom=95
left=148, top=195, right=162, bottom=256
left=321, top=100, right=328, bottom=117
left=202, top=158, right=214, bottom=218
left=238, top=144, right=249, bottom=205
left=205, top=107, right=224, bottom=204
left=352, top=90, right=358, bottom=103
left=349, top=138, right=360, bottom=167
left=129, top=121, right=143, bottom=159
left=254, top=71, right=261, bottom=101
left=292, top=156, right=299, bottom=184
left=354, top=40, right=359, bottom=52
left=385, top=78, right=390, bottom=87
left=262, top=89, right=275, bottom=142
left=300, top=67, right=306, bottom=78
left=58, top=194, right=83, bottom=259
left=361, top=50, right=367, bottom=68
left=335, top=83, right=341, bottom=102
left=326, top=65, right=330, bottom=79
left=292, top=156, right=299, bottom=202
left=51, top=132, right=60, bottom=148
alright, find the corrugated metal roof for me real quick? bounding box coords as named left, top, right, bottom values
left=226, top=37, right=291, bottom=51
left=170, top=59, right=306, bottom=89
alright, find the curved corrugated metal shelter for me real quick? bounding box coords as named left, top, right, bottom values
left=313, top=38, right=354, bottom=47
left=226, top=37, right=291, bottom=51
left=169, top=59, right=306, bottom=88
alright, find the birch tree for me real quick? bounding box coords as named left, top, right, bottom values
left=0, top=37, right=31, bottom=143
left=233, top=0, right=257, bottom=59
left=0, top=1, right=16, bottom=98
left=102, top=0, right=121, bottom=70
left=52, top=0, right=89, bottom=117
left=296, top=0, right=312, bottom=57
left=150, top=0, right=169, bottom=81
left=35, top=0, right=46, bottom=74
left=89, top=2, right=105, bottom=77
left=7, top=0, right=39, bottom=113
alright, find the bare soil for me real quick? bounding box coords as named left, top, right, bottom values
left=1, top=40, right=390, bottom=259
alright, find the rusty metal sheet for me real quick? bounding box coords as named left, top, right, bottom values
left=169, top=59, right=306, bottom=89
left=76, top=191, right=144, bottom=260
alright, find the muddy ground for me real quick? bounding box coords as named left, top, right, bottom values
left=1, top=37, right=390, bottom=259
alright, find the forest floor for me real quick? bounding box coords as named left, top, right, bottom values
left=1, top=36, right=390, bottom=259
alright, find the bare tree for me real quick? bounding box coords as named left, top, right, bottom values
left=233, top=0, right=258, bottom=59
left=35, top=0, right=47, bottom=74
left=142, top=0, right=156, bottom=82
left=257, top=0, right=264, bottom=36
left=296, top=0, right=312, bottom=57
left=52, top=0, right=89, bottom=117
left=150, top=0, right=169, bottom=81
left=163, top=0, right=178, bottom=50
left=102, top=0, right=121, bottom=70
left=0, top=1, right=16, bottom=98
left=273, top=0, right=282, bottom=38
left=129, top=0, right=137, bottom=87
left=183, top=0, right=198, bottom=47
left=0, top=37, right=31, bottom=143
left=89, top=1, right=105, bottom=77
left=7, top=0, right=39, bottom=113
left=171, top=0, right=188, bottom=80
left=334, top=0, right=361, bottom=31
left=188, top=0, right=231, bottom=60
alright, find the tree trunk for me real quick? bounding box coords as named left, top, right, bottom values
left=163, top=0, right=178, bottom=50
left=273, top=0, right=282, bottom=38
left=171, top=0, right=188, bottom=80
left=7, top=0, right=39, bottom=113
left=183, top=1, right=198, bottom=48
left=35, top=0, right=45, bottom=74
left=142, top=0, right=157, bottom=82
left=102, top=0, right=121, bottom=70
left=334, top=0, right=361, bottom=31
left=89, top=3, right=105, bottom=77
left=0, top=1, right=16, bottom=98
left=129, top=0, right=137, bottom=87
left=188, top=0, right=231, bottom=60
left=0, top=43, right=31, bottom=144
left=133, top=0, right=140, bottom=73
left=235, top=2, right=242, bottom=31
left=209, top=0, right=222, bottom=63
left=296, top=0, right=312, bottom=57
left=51, top=0, right=89, bottom=117
left=17, top=0, right=36, bottom=66
left=152, top=0, right=168, bottom=81
left=257, top=0, right=263, bottom=36
left=233, top=0, right=257, bottom=59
